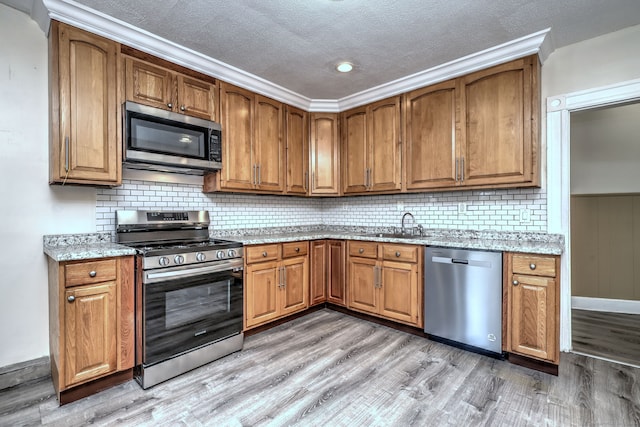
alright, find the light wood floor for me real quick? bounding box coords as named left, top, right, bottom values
left=572, top=308, right=640, bottom=368
left=2, top=309, right=640, bottom=426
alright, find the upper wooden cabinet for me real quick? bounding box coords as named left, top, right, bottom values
left=342, top=97, right=402, bottom=194
left=404, top=55, right=540, bottom=191
left=309, top=113, right=341, bottom=196
left=459, top=56, right=539, bottom=187
left=285, top=106, right=309, bottom=195
left=204, top=82, right=284, bottom=193
left=49, top=21, right=121, bottom=186
left=123, top=54, right=216, bottom=121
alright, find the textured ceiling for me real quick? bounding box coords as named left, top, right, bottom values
left=9, top=0, right=640, bottom=99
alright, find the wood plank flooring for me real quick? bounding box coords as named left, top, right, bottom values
left=2, top=309, right=640, bottom=426
left=572, top=309, right=640, bottom=368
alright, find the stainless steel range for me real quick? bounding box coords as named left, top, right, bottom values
left=116, top=210, right=244, bottom=389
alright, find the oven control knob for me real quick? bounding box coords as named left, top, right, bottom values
left=196, top=252, right=206, bottom=262
left=158, top=257, right=170, bottom=266
left=174, top=255, right=185, bottom=265
left=227, top=249, right=237, bottom=258
left=216, top=250, right=225, bottom=259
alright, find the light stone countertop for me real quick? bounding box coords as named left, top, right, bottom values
left=43, top=233, right=136, bottom=262
left=213, top=226, right=565, bottom=255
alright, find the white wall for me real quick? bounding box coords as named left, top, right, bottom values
left=0, top=4, right=97, bottom=367
left=570, top=103, right=640, bottom=194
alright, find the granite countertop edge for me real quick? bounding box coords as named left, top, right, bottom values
left=43, top=233, right=136, bottom=262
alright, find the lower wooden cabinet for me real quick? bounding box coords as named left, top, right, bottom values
left=310, top=240, right=346, bottom=306
left=347, top=241, right=423, bottom=328
left=504, top=252, right=560, bottom=364
left=48, top=256, right=134, bottom=403
left=245, top=242, right=309, bottom=329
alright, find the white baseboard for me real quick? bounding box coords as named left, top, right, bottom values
left=571, top=296, right=640, bottom=314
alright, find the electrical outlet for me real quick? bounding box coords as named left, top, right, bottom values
left=396, top=202, right=404, bottom=212
left=342, top=203, right=348, bottom=211
left=520, top=208, right=531, bottom=224
left=458, top=202, right=466, bottom=214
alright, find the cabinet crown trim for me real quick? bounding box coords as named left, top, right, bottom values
left=41, top=2, right=551, bottom=112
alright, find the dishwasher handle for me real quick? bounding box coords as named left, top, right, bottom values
left=451, top=258, right=469, bottom=265
left=430, top=255, right=494, bottom=268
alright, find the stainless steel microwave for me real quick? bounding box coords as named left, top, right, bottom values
left=123, top=101, right=222, bottom=175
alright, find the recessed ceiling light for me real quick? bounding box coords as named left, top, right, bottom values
left=336, top=62, right=353, bottom=73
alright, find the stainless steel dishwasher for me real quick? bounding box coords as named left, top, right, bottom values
left=424, top=247, right=503, bottom=355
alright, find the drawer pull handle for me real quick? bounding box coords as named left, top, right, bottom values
left=262, top=252, right=268, bottom=257
left=167, top=103, right=173, bottom=109
left=359, top=248, right=364, bottom=254
left=89, top=271, right=97, bottom=278
left=529, top=263, right=536, bottom=270
left=67, top=295, right=75, bottom=303
left=395, top=251, right=401, bottom=257
left=295, top=247, right=300, bottom=253
left=512, top=280, right=519, bottom=286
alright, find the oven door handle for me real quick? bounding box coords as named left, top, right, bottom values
left=145, top=259, right=244, bottom=283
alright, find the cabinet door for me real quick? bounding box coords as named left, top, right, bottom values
left=380, top=261, right=420, bottom=326
left=285, top=106, right=309, bottom=195
left=245, top=261, right=280, bottom=328
left=368, top=97, right=402, bottom=192
left=327, top=240, right=346, bottom=306
left=342, top=107, right=369, bottom=194
left=254, top=95, right=284, bottom=193
left=510, top=274, right=557, bottom=362
left=64, top=282, right=117, bottom=387
left=176, top=74, right=216, bottom=120
left=404, top=80, right=458, bottom=190
left=309, top=113, right=341, bottom=195
left=280, top=256, right=309, bottom=316
left=310, top=240, right=327, bottom=305
left=52, top=22, right=120, bottom=185
left=347, top=257, right=378, bottom=315
left=459, top=56, right=536, bottom=186
left=124, top=57, right=173, bottom=111
left=219, top=82, right=255, bottom=191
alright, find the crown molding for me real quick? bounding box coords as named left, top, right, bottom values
left=39, top=0, right=552, bottom=112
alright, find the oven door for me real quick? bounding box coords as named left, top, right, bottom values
left=142, top=264, right=243, bottom=366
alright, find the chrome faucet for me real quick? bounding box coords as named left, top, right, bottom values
left=401, top=212, right=415, bottom=235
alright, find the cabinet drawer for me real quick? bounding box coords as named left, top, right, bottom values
left=282, top=241, right=308, bottom=259
left=348, top=241, right=378, bottom=259
left=512, top=254, right=556, bottom=277
left=382, top=244, right=418, bottom=263
left=65, top=259, right=117, bottom=287
left=246, top=244, right=280, bottom=264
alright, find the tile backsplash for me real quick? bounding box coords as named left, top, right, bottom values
left=96, top=180, right=547, bottom=234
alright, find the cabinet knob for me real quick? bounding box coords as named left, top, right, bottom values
left=67, top=295, right=75, bottom=303
left=512, top=280, right=519, bottom=286
left=529, top=263, right=536, bottom=270
left=180, top=105, right=186, bottom=111
left=359, top=248, right=364, bottom=254
left=262, top=251, right=268, bottom=257
left=295, top=247, right=300, bottom=253
left=89, top=271, right=97, bottom=278
left=167, top=103, right=173, bottom=109
left=395, top=251, right=401, bottom=257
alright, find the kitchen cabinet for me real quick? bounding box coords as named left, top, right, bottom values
left=347, top=241, right=422, bottom=327
left=310, top=240, right=346, bottom=306
left=49, top=21, right=121, bottom=186
left=504, top=252, right=560, bottom=364
left=204, top=82, right=284, bottom=193
left=285, top=106, right=309, bottom=195
left=48, top=256, right=134, bottom=404
left=342, top=97, right=402, bottom=194
left=245, top=242, right=309, bottom=329
left=309, top=113, right=341, bottom=196
left=123, top=55, right=216, bottom=121
left=404, top=55, right=539, bottom=191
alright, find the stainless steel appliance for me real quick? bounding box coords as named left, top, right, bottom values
left=123, top=101, right=222, bottom=175
left=424, top=247, right=503, bottom=355
left=116, top=210, right=243, bottom=389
